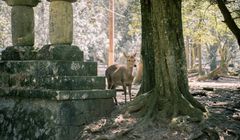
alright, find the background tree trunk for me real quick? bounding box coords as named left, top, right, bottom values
left=209, top=45, right=217, bottom=71
left=185, top=38, right=190, bottom=69
left=190, top=47, right=195, bottom=69
left=198, top=44, right=203, bottom=75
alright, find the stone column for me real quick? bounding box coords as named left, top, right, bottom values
left=48, top=0, right=76, bottom=45
left=37, top=0, right=83, bottom=61
left=2, top=0, right=39, bottom=60
left=4, top=0, right=39, bottom=46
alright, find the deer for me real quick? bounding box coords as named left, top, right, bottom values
left=105, top=52, right=137, bottom=104
left=133, top=58, right=143, bottom=85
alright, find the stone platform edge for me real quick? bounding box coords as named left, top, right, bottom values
left=0, top=88, right=116, bottom=101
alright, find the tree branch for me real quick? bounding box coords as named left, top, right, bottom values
left=216, top=0, right=240, bottom=47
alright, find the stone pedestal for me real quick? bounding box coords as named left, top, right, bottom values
left=0, top=47, right=116, bottom=140
left=36, top=45, right=83, bottom=61
left=0, top=89, right=115, bottom=140
left=1, top=46, right=36, bottom=60
left=0, top=59, right=116, bottom=140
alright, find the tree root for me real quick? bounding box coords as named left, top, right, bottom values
left=123, top=88, right=204, bottom=124
left=198, top=66, right=228, bottom=81
left=122, top=91, right=151, bottom=114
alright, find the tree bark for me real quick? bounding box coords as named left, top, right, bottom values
left=198, top=44, right=203, bottom=75
left=190, top=47, right=195, bottom=69
left=137, top=0, right=155, bottom=95
left=185, top=37, right=190, bottom=69
left=209, top=45, right=217, bottom=71
left=126, top=0, right=205, bottom=123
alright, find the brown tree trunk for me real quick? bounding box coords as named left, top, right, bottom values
left=108, top=0, right=115, bottom=66
left=185, top=37, right=190, bottom=69
left=190, top=47, right=195, bottom=69
left=198, top=44, right=203, bottom=75
left=126, top=0, right=205, bottom=122
left=137, top=0, right=155, bottom=95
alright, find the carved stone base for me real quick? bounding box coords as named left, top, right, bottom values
left=1, top=46, right=36, bottom=60
left=37, top=45, right=83, bottom=61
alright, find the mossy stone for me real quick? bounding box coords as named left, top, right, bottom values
left=2, top=60, right=97, bottom=76
left=1, top=46, right=36, bottom=60
left=37, top=45, right=83, bottom=61
left=11, top=6, right=34, bottom=46
left=49, top=1, right=73, bottom=45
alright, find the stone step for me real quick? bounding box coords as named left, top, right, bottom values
left=0, top=87, right=116, bottom=140
left=1, top=45, right=85, bottom=61
left=0, top=72, right=9, bottom=87
left=8, top=75, right=106, bottom=90
left=36, top=45, right=84, bottom=61
left=0, top=87, right=116, bottom=101
left=1, top=60, right=98, bottom=76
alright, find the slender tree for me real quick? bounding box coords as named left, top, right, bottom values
left=216, top=0, right=240, bottom=47
left=126, top=0, right=206, bottom=122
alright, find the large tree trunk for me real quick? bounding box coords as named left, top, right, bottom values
left=137, top=0, right=155, bottom=95
left=126, top=0, right=205, bottom=122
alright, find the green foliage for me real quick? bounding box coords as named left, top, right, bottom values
left=183, top=0, right=236, bottom=47
left=114, top=0, right=141, bottom=55
left=127, top=0, right=141, bottom=37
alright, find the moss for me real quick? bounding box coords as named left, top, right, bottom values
left=0, top=101, right=56, bottom=139
left=37, top=45, right=83, bottom=61
left=1, top=46, right=36, bottom=60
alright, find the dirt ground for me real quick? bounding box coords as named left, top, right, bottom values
left=78, top=77, right=240, bottom=140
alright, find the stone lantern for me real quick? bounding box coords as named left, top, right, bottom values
left=2, top=0, right=40, bottom=60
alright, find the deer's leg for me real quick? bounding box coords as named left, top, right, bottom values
left=108, top=81, right=114, bottom=89
left=110, top=84, right=118, bottom=105
left=113, top=97, right=118, bottom=105
left=128, top=85, right=132, bottom=101
left=122, top=83, right=127, bottom=103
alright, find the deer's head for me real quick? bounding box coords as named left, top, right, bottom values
left=123, top=52, right=137, bottom=68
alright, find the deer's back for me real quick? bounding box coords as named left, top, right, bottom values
left=106, top=64, right=133, bottom=86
